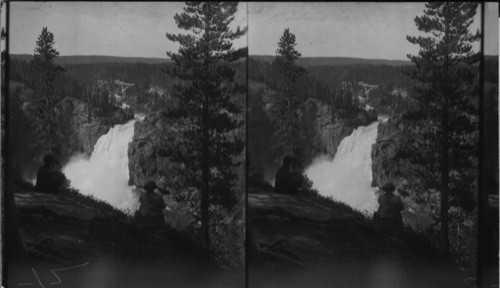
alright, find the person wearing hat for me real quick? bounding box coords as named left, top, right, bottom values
left=374, top=182, right=404, bottom=233
left=35, top=154, right=66, bottom=194
left=137, top=180, right=166, bottom=230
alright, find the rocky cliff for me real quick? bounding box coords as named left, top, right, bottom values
left=371, top=115, right=421, bottom=189
left=300, top=98, right=376, bottom=165
left=370, top=115, right=435, bottom=232
left=127, top=111, right=189, bottom=189
left=56, top=97, right=133, bottom=159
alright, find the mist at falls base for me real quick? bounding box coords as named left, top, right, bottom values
left=305, top=122, right=380, bottom=216
left=63, top=120, right=139, bottom=214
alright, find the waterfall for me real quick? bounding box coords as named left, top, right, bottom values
left=305, top=121, right=380, bottom=215
left=63, top=119, right=139, bottom=214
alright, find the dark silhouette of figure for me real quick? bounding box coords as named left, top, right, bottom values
left=136, top=180, right=166, bottom=230
left=35, top=154, right=66, bottom=193
left=374, top=182, right=404, bottom=233
left=274, top=156, right=304, bottom=195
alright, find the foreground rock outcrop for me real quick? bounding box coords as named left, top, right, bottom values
left=248, top=186, right=473, bottom=288
left=14, top=188, right=174, bottom=264
left=248, top=186, right=400, bottom=266
left=8, top=186, right=244, bottom=288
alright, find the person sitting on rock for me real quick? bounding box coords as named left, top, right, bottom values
left=274, top=156, right=304, bottom=195
left=136, top=180, right=166, bottom=230
left=374, top=182, right=404, bottom=233
left=35, top=154, right=66, bottom=194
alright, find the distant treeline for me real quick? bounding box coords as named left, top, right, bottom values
left=249, top=57, right=415, bottom=92
left=10, top=57, right=174, bottom=90
left=307, top=65, right=415, bottom=90
left=249, top=56, right=500, bottom=113
left=251, top=55, right=412, bottom=67
left=10, top=54, right=172, bottom=65
left=9, top=57, right=246, bottom=107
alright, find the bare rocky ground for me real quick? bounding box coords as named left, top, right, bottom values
left=6, top=187, right=244, bottom=288
left=247, top=186, right=476, bottom=288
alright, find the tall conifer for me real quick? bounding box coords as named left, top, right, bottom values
left=268, top=28, right=307, bottom=161
left=166, top=2, right=246, bottom=255
left=406, top=2, right=480, bottom=255
left=28, top=27, right=65, bottom=156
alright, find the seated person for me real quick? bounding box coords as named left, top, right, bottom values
left=374, top=182, right=404, bottom=232
left=274, top=156, right=304, bottom=195
left=136, top=180, right=166, bottom=229
left=36, top=154, right=66, bottom=194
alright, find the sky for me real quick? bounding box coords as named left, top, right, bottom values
left=249, top=2, right=490, bottom=60
left=7, top=2, right=497, bottom=60
left=9, top=2, right=247, bottom=58
left=485, top=2, right=499, bottom=55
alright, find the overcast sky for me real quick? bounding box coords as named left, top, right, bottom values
left=8, top=2, right=497, bottom=60
left=485, top=2, right=499, bottom=55
left=9, top=2, right=247, bottom=58
left=249, top=2, right=491, bottom=60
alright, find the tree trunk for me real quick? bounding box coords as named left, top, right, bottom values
left=201, top=99, right=210, bottom=257
left=200, top=3, right=211, bottom=258
left=440, top=105, right=450, bottom=256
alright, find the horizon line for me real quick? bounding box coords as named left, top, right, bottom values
left=249, top=54, right=412, bottom=62
left=12, top=53, right=411, bottom=62
left=11, top=53, right=498, bottom=60
left=10, top=53, right=172, bottom=59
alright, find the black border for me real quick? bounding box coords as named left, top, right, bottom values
left=2, top=0, right=10, bottom=285
left=476, top=2, right=486, bottom=285
left=244, top=2, right=249, bottom=288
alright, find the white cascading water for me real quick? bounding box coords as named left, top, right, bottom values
left=305, top=121, right=380, bottom=215
left=63, top=119, right=139, bottom=214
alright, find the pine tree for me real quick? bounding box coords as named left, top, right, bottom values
left=406, top=2, right=480, bottom=255
left=166, top=2, right=246, bottom=255
left=268, top=28, right=307, bottom=161
left=28, top=27, right=65, bottom=155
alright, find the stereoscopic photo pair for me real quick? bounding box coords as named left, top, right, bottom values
left=2, top=2, right=498, bottom=288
